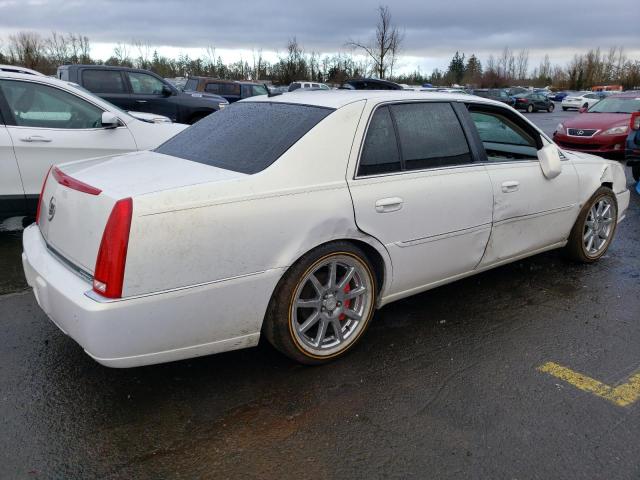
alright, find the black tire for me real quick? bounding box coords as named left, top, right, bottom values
left=565, top=187, right=618, bottom=263
left=548, top=103, right=555, bottom=112
left=262, top=242, right=378, bottom=365
left=526, top=104, right=534, bottom=113
left=632, top=165, right=640, bottom=182
left=562, top=107, right=568, bottom=111
left=583, top=103, right=589, bottom=110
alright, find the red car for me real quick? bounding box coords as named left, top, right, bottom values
left=553, top=92, right=640, bottom=157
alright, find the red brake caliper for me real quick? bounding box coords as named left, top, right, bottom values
left=339, top=283, right=351, bottom=321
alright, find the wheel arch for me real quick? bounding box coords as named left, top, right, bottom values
left=275, top=234, right=393, bottom=307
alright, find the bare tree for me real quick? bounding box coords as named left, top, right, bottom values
left=515, top=49, right=529, bottom=80
left=347, top=5, right=403, bottom=79
left=7, top=32, right=45, bottom=69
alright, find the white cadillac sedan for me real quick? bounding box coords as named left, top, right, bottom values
left=22, top=91, right=630, bottom=367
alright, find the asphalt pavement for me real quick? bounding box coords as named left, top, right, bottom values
left=1, top=107, right=639, bottom=479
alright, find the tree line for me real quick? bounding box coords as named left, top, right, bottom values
left=1, top=30, right=639, bottom=90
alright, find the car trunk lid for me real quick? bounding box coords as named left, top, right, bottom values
left=38, top=151, right=247, bottom=275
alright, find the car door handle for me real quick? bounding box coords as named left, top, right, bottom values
left=135, top=100, right=147, bottom=103
left=501, top=181, right=520, bottom=193
left=20, top=135, right=52, bottom=143
left=375, top=197, right=404, bottom=213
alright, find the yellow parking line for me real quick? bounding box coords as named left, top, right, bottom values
left=538, top=362, right=640, bottom=407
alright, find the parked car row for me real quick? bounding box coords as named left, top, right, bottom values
left=57, top=65, right=229, bottom=124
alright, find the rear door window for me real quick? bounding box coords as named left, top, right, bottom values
left=81, top=70, right=126, bottom=94
left=390, top=102, right=472, bottom=170
left=155, top=102, right=333, bottom=174
left=358, top=106, right=401, bottom=176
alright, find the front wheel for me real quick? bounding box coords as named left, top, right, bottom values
left=562, top=107, right=568, bottom=111
left=565, top=187, right=618, bottom=263
left=526, top=104, right=534, bottom=113
left=632, top=165, right=640, bottom=182
left=548, top=103, right=555, bottom=112
left=262, top=242, right=377, bottom=365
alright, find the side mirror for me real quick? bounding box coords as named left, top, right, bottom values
left=162, top=85, right=173, bottom=97
left=101, top=112, right=119, bottom=129
left=631, top=112, right=640, bottom=131
left=538, top=143, right=562, bottom=179
left=578, top=107, right=587, bottom=113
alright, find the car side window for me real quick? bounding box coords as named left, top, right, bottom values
left=358, top=106, right=401, bottom=176
left=82, top=70, right=126, bottom=94
left=127, top=72, right=165, bottom=95
left=205, top=83, right=221, bottom=94
left=0, top=79, right=104, bottom=129
left=469, top=109, right=539, bottom=161
left=390, top=102, right=472, bottom=170
left=184, top=78, right=198, bottom=91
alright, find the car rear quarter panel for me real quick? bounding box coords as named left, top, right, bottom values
left=122, top=100, right=392, bottom=298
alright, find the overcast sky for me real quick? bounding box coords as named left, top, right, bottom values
left=1, top=0, right=639, bottom=74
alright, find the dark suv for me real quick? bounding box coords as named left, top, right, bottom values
left=57, top=65, right=228, bottom=124
left=472, top=89, right=515, bottom=106
left=183, top=78, right=268, bottom=103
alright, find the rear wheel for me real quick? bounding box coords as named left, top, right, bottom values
left=562, top=107, right=568, bottom=111
left=583, top=103, right=589, bottom=110
left=263, top=242, right=377, bottom=365
left=565, top=187, right=618, bottom=263
left=548, top=103, right=555, bottom=112
left=526, top=104, right=534, bottom=113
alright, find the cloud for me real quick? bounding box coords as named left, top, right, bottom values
left=1, top=0, right=638, bottom=71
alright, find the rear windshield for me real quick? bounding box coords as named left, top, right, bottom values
left=155, top=102, right=334, bottom=174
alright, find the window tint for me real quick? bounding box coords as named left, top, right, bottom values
left=127, top=72, right=165, bottom=95
left=82, top=70, right=126, bottom=94
left=358, top=106, right=401, bottom=176
left=155, top=102, right=333, bottom=174
left=205, top=83, right=240, bottom=96
left=0, top=79, right=104, bottom=129
left=390, top=102, right=471, bottom=170
left=184, top=78, right=198, bottom=91
left=470, top=110, right=538, bottom=161
left=249, top=85, right=268, bottom=96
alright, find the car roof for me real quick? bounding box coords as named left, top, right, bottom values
left=0, top=64, right=45, bottom=76
left=190, top=77, right=263, bottom=86
left=245, top=90, right=505, bottom=110
left=609, top=91, right=640, bottom=98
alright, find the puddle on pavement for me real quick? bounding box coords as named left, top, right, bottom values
left=0, top=222, right=28, bottom=295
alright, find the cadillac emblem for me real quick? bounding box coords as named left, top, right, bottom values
left=48, top=197, right=56, bottom=221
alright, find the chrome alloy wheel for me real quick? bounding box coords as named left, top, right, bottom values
left=291, top=254, right=374, bottom=357
left=583, top=197, right=615, bottom=256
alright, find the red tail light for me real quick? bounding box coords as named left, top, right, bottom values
left=52, top=166, right=102, bottom=195
left=631, top=112, right=640, bottom=131
left=36, top=166, right=52, bottom=225
left=93, top=198, right=133, bottom=299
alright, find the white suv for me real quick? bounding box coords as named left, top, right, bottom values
left=288, top=81, right=330, bottom=92
left=0, top=72, right=187, bottom=220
